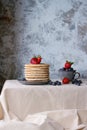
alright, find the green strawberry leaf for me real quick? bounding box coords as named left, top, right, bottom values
left=70, top=62, right=74, bottom=65
left=37, top=55, right=42, bottom=58
left=66, top=60, right=74, bottom=65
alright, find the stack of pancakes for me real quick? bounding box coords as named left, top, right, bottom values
left=24, top=64, right=49, bottom=83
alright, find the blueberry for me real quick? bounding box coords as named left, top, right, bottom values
left=71, top=79, right=82, bottom=86
left=79, top=80, right=82, bottom=83
left=57, top=82, right=61, bottom=85
left=60, top=68, right=66, bottom=71
left=48, top=80, right=53, bottom=85
left=67, top=68, right=70, bottom=71
left=52, top=82, right=57, bottom=86
left=72, top=80, right=75, bottom=84
left=55, top=80, right=61, bottom=85
left=48, top=80, right=62, bottom=86
left=48, top=80, right=52, bottom=83
left=77, top=83, right=81, bottom=86
left=22, top=78, right=25, bottom=81
left=55, top=81, right=59, bottom=84
left=66, top=69, right=69, bottom=71
left=63, top=68, right=66, bottom=71
left=68, top=68, right=74, bottom=71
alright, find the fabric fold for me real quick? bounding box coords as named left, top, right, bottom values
left=1, top=80, right=87, bottom=130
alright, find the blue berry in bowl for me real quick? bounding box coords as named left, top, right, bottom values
left=68, top=68, right=74, bottom=71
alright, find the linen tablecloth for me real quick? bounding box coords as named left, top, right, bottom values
left=1, top=79, right=87, bottom=130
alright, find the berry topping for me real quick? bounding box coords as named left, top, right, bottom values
left=30, top=56, right=38, bottom=64
left=37, top=55, right=42, bottom=64
left=30, top=55, right=42, bottom=64
left=62, top=77, right=70, bottom=84
left=64, top=61, right=74, bottom=69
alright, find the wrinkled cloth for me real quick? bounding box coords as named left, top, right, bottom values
left=1, top=80, right=87, bottom=130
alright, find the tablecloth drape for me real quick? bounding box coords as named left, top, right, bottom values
left=0, top=80, right=87, bottom=130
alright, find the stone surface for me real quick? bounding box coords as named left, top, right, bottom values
left=0, top=0, right=87, bottom=87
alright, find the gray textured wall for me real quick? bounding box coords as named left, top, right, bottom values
left=0, top=0, right=87, bottom=84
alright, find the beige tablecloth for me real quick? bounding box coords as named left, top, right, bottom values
left=1, top=80, right=87, bottom=130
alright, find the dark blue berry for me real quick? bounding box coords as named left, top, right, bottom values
left=66, top=69, right=69, bottom=71
left=79, top=80, right=82, bottom=83
left=48, top=80, right=61, bottom=86
left=48, top=80, right=53, bottom=85
left=63, top=68, right=66, bottom=71
left=60, top=68, right=66, bottom=71
left=23, top=78, right=25, bottom=81
left=55, top=81, right=61, bottom=85
left=57, top=82, right=61, bottom=85
left=72, top=80, right=75, bottom=84
left=52, top=82, right=57, bottom=86
left=71, top=79, right=82, bottom=86
left=68, top=68, right=74, bottom=71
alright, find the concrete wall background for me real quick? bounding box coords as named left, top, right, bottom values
left=0, top=0, right=87, bottom=84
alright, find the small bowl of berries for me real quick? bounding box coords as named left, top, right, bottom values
left=58, top=61, right=80, bottom=81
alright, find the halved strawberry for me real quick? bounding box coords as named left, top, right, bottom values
left=64, top=61, right=73, bottom=69
left=37, top=55, right=42, bottom=64
left=62, top=77, right=70, bottom=84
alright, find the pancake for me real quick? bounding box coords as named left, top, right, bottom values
left=24, top=63, right=49, bottom=83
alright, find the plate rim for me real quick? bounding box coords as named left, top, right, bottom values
left=18, top=79, right=49, bottom=85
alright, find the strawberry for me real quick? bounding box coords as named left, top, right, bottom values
left=64, top=61, right=73, bottom=69
left=30, top=57, right=38, bottom=64
left=37, top=55, right=42, bottom=64
left=62, top=77, right=70, bottom=84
